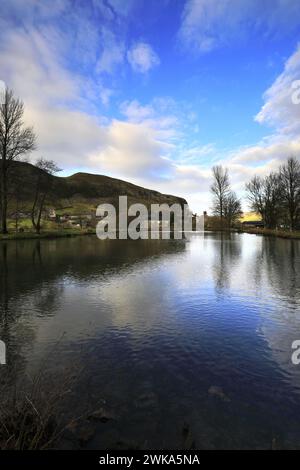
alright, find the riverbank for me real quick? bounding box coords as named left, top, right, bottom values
left=0, top=228, right=96, bottom=241
left=1, top=226, right=300, bottom=241
left=240, top=227, right=300, bottom=240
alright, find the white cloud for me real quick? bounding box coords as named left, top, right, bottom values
left=119, top=98, right=179, bottom=140
left=120, top=100, right=154, bottom=122
left=96, top=30, right=125, bottom=73
left=100, top=87, right=114, bottom=106
left=255, top=44, right=300, bottom=136
left=230, top=139, right=300, bottom=166
left=24, top=105, right=106, bottom=168
left=90, top=120, right=173, bottom=178
left=178, top=0, right=300, bottom=53
left=0, top=27, right=78, bottom=107
left=127, top=42, right=160, bottom=73
left=180, top=144, right=216, bottom=162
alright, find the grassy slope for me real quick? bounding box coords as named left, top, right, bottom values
left=1, top=161, right=187, bottom=237
left=5, top=162, right=187, bottom=214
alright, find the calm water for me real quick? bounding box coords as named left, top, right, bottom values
left=1, top=233, right=300, bottom=449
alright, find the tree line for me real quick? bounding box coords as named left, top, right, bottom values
left=1, top=87, right=300, bottom=235
left=0, top=88, right=60, bottom=234
left=211, top=157, right=300, bottom=230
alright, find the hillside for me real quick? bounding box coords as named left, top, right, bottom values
left=5, top=161, right=187, bottom=215
left=239, top=212, right=262, bottom=222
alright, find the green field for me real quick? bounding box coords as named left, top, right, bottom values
left=0, top=227, right=96, bottom=241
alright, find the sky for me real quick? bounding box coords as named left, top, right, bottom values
left=1, top=0, right=300, bottom=212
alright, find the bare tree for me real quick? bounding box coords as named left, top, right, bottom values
left=10, top=163, right=30, bottom=232
left=246, top=173, right=282, bottom=229
left=31, top=158, right=61, bottom=234
left=223, top=191, right=242, bottom=227
left=280, top=157, right=300, bottom=231
left=0, top=88, right=36, bottom=233
left=211, top=165, right=230, bottom=221
left=263, top=173, right=282, bottom=229
left=245, top=176, right=264, bottom=218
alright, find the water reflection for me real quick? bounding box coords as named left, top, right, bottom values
left=210, top=232, right=242, bottom=293
left=0, top=234, right=300, bottom=449
left=0, top=237, right=186, bottom=381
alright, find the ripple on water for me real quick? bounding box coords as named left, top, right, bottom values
left=1, top=234, right=300, bottom=448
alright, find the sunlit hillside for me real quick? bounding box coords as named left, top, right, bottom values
left=239, top=212, right=262, bottom=222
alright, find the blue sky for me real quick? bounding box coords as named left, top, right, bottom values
left=1, top=0, right=300, bottom=211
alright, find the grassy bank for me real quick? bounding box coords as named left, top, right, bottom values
left=1, top=226, right=300, bottom=242
left=241, top=227, right=300, bottom=240
left=0, top=228, right=96, bottom=241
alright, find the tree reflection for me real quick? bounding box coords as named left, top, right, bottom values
left=0, top=237, right=185, bottom=387
left=256, top=237, right=300, bottom=305
left=211, top=232, right=242, bottom=294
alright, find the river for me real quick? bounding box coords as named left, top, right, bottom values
left=0, top=233, right=300, bottom=449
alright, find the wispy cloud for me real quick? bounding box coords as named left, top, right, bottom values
left=119, top=98, right=180, bottom=140
left=96, top=30, right=125, bottom=73
left=127, top=42, right=160, bottom=73
left=178, top=0, right=300, bottom=53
